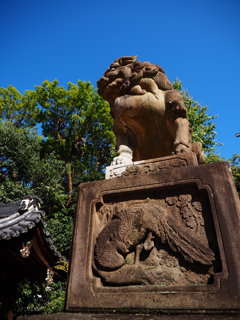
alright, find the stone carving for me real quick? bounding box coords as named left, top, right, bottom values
left=123, top=157, right=189, bottom=177
left=94, top=198, right=214, bottom=286
left=166, top=195, right=204, bottom=232
left=105, top=153, right=198, bottom=179
left=67, top=157, right=240, bottom=313
left=105, top=161, right=135, bottom=179
left=97, top=56, right=204, bottom=165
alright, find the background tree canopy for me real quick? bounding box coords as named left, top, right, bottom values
left=0, top=81, right=115, bottom=257
left=0, top=79, right=239, bottom=316
left=172, top=80, right=219, bottom=155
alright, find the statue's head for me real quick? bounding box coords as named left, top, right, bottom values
left=97, top=56, right=173, bottom=106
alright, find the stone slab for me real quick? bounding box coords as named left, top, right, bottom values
left=67, top=161, right=240, bottom=313
left=17, top=312, right=240, bottom=320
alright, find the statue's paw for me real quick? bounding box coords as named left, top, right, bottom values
left=174, top=144, right=190, bottom=154
left=111, top=156, right=133, bottom=166
left=138, top=266, right=158, bottom=285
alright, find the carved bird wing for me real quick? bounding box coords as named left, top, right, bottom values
left=111, top=208, right=133, bottom=244
left=112, top=206, right=146, bottom=247
left=145, top=204, right=215, bottom=265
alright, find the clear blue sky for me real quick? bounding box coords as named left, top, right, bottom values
left=1, top=0, right=240, bottom=159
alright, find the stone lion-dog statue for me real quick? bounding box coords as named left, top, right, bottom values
left=97, top=56, right=204, bottom=165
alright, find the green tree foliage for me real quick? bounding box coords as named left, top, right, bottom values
left=35, top=80, right=115, bottom=208
left=41, top=282, right=66, bottom=314
left=15, top=280, right=46, bottom=315
left=0, top=123, right=38, bottom=201
left=0, top=85, right=38, bottom=128
left=15, top=281, right=66, bottom=315
left=173, top=80, right=219, bottom=155
left=33, top=80, right=115, bottom=257
left=229, top=154, right=240, bottom=193
left=0, top=81, right=115, bottom=256
left=0, top=122, right=64, bottom=204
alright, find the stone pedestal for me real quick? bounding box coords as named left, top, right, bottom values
left=18, top=157, right=240, bottom=320
left=16, top=311, right=240, bottom=319
left=67, top=158, right=240, bottom=314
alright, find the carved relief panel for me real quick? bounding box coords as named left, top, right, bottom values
left=67, top=162, right=240, bottom=312
left=93, top=186, right=219, bottom=288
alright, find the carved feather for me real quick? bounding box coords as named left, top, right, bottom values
left=95, top=201, right=215, bottom=271
left=95, top=219, right=125, bottom=269
left=146, top=204, right=215, bottom=265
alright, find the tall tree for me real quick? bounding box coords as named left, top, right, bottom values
left=35, top=80, right=115, bottom=207
left=0, top=80, right=115, bottom=255
left=0, top=122, right=63, bottom=204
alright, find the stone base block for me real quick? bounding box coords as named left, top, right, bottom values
left=67, top=161, right=240, bottom=313
left=17, top=311, right=240, bottom=320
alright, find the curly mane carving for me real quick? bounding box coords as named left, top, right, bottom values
left=97, top=56, right=204, bottom=164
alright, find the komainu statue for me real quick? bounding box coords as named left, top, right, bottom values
left=97, top=56, right=204, bottom=165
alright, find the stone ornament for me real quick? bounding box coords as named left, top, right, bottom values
left=105, top=152, right=198, bottom=179
left=94, top=197, right=214, bottom=286
left=98, top=56, right=204, bottom=166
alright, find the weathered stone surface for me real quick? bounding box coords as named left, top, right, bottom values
left=105, top=153, right=198, bottom=179
left=16, top=312, right=240, bottom=320
left=67, top=161, right=240, bottom=313
left=97, top=57, right=204, bottom=164
left=105, top=160, right=138, bottom=179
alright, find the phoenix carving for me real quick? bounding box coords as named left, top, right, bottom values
left=94, top=200, right=214, bottom=285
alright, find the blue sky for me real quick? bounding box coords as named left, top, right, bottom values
left=1, top=0, right=240, bottom=159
